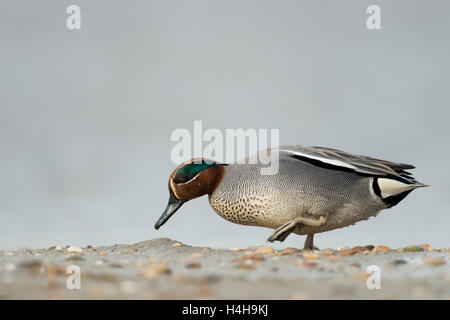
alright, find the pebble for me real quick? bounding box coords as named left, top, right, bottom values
left=254, top=246, right=275, bottom=255
left=19, top=260, right=42, bottom=270
left=46, top=265, right=66, bottom=276
left=278, top=248, right=299, bottom=256
left=365, top=245, right=375, bottom=251
left=412, top=286, right=429, bottom=299
left=419, top=244, right=433, bottom=251
left=109, top=263, right=123, bottom=268
left=140, top=265, right=171, bottom=278
left=186, top=262, right=202, bottom=269
left=391, top=259, right=407, bottom=265
left=290, top=293, right=309, bottom=300
left=301, top=261, right=318, bottom=268
left=337, top=246, right=351, bottom=252
left=171, top=274, right=188, bottom=284
left=302, top=253, right=319, bottom=260
left=341, top=249, right=360, bottom=256
left=136, top=261, right=147, bottom=267
left=67, top=246, right=83, bottom=253
left=231, top=255, right=265, bottom=262
left=230, top=248, right=244, bottom=251
left=119, top=281, right=137, bottom=294
left=424, top=258, right=446, bottom=266
left=5, top=263, right=16, bottom=272
left=374, top=246, right=391, bottom=252
left=187, top=253, right=203, bottom=260
left=99, top=251, right=107, bottom=256
left=319, top=249, right=335, bottom=255
left=65, top=255, right=85, bottom=262
left=235, top=262, right=256, bottom=270
left=171, top=243, right=183, bottom=247
left=402, top=246, right=424, bottom=252
left=352, top=246, right=368, bottom=252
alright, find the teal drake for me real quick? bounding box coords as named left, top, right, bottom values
left=155, top=145, right=428, bottom=249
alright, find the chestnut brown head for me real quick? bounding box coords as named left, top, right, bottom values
left=154, top=159, right=225, bottom=230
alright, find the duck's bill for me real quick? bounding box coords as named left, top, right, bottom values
left=154, top=192, right=185, bottom=230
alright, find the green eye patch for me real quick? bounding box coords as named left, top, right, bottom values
left=173, top=161, right=219, bottom=183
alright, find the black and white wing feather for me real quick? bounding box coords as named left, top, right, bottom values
left=277, top=145, right=425, bottom=185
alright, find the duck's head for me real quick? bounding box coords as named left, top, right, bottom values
left=154, top=159, right=226, bottom=230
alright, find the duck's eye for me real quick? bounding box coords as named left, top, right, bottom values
left=173, top=176, right=189, bottom=184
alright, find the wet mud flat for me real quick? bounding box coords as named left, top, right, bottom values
left=0, top=238, right=449, bottom=299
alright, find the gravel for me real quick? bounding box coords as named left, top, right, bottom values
left=0, top=238, right=449, bottom=299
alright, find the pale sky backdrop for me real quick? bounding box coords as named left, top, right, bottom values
left=1, top=1, right=449, bottom=250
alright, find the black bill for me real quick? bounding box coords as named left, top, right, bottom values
left=154, top=192, right=185, bottom=230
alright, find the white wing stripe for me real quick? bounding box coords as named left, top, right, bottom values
left=278, top=149, right=358, bottom=170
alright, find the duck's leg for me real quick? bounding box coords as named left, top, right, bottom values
left=267, top=220, right=297, bottom=242
left=268, top=216, right=326, bottom=243
left=303, top=234, right=318, bottom=250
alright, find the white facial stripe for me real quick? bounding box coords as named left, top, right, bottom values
left=377, top=178, right=418, bottom=198
left=278, top=149, right=358, bottom=170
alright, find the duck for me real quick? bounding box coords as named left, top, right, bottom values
left=154, top=145, right=428, bottom=249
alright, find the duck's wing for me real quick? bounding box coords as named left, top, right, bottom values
left=277, top=145, right=421, bottom=184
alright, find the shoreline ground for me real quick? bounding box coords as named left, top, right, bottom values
left=0, top=238, right=448, bottom=299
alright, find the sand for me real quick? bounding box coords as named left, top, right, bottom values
left=0, top=238, right=448, bottom=299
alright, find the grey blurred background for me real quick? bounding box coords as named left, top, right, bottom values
left=0, top=0, right=449, bottom=250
